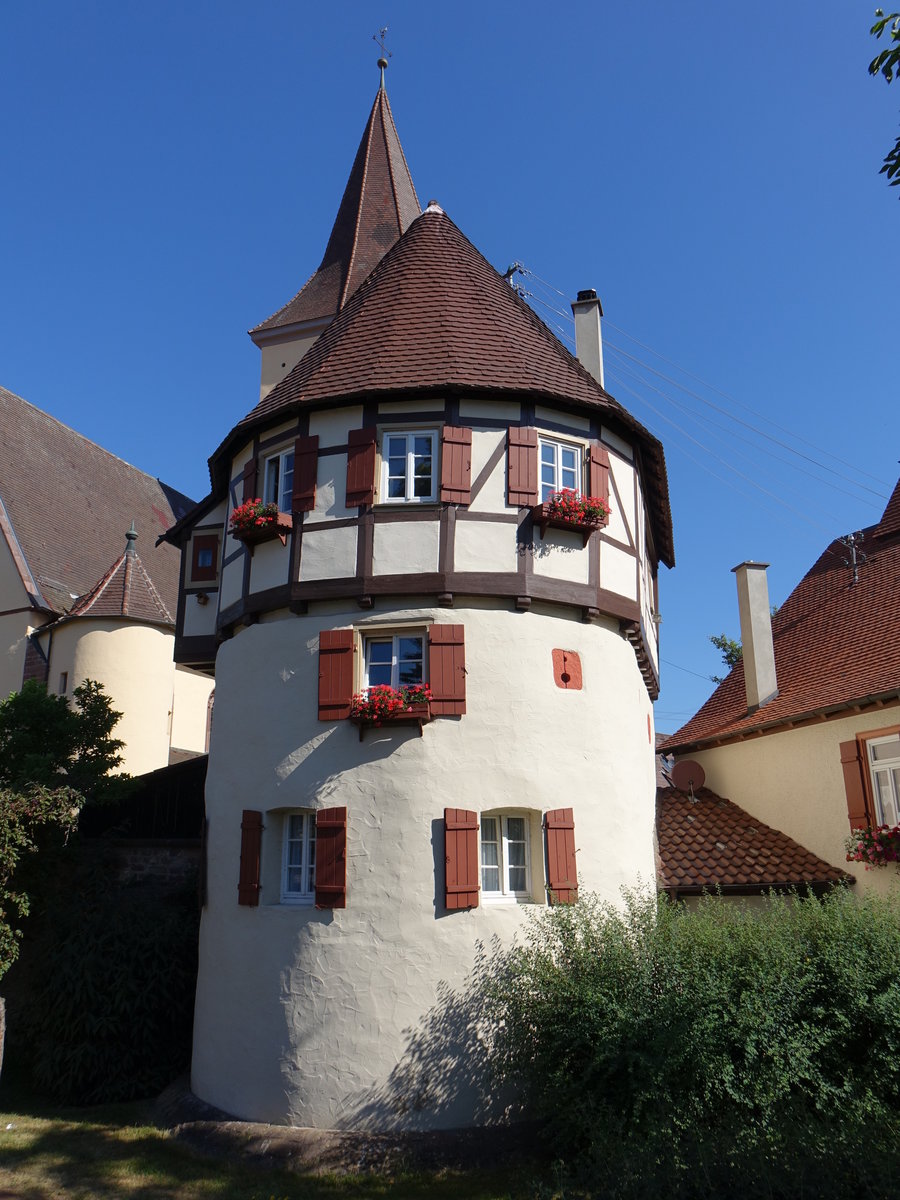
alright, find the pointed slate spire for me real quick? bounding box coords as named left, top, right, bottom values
left=67, top=524, right=174, bottom=625
left=251, top=74, right=420, bottom=337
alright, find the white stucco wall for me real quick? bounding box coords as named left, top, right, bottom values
left=685, top=705, right=900, bottom=899
left=49, top=620, right=176, bottom=776
left=192, top=600, right=657, bottom=1130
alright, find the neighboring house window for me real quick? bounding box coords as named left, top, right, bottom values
left=380, top=430, right=437, bottom=502
left=191, top=533, right=220, bottom=583
left=364, top=633, right=426, bottom=689
left=867, top=733, right=900, bottom=826
left=264, top=448, right=295, bottom=512
left=281, top=811, right=316, bottom=904
left=539, top=436, right=581, bottom=502
left=480, top=812, right=530, bottom=900
left=58, top=671, right=68, bottom=695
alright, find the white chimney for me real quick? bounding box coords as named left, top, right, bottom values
left=731, top=561, right=778, bottom=713
left=571, top=289, right=604, bottom=388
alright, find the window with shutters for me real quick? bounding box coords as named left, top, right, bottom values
left=866, top=731, right=900, bottom=826
left=539, top=436, right=582, bottom=503
left=379, top=429, right=437, bottom=503
left=280, top=810, right=316, bottom=904
left=263, top=447, right=295, bottom=513
left=190, top=533, right=220, bottom=583
left=480, top=811, right=532, bottom=901
left=363, top=632, right=426, bottom=690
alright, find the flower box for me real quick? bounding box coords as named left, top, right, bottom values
left=532, top=497, right=608, bottom=548
left=846, top=824, right=900, bottom=869
left=230, top=505, right=293, bottom=553
left=350, top=702, right=431, bottom=741
left=349, top=684, right=433, bottom=741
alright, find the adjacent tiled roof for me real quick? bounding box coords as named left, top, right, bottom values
left=662, top=485, right=900, bottom=750
left=656, top=785, right=852, bottom=891
left=225, top=206, right=674, bottom=567
left=251, top=84, right=420, bottom=334
left=0, top=386, right=193, bottom=616
left=65, top=531, right=173, bottom=626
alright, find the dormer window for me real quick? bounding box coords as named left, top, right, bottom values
left=380, top=430, right=437, bottom=503
left=264, top=448, right=295, bottom=513
left=539, top=436, right=581, bottom=503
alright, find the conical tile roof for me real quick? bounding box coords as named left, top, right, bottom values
left=227, top=205, right=673, bottom=566
left=251, top=85, right=420, bottom=335
left=66, top=527, right=174, bottom=626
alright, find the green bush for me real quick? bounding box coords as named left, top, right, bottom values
left=485, top=888, right=900, bottom=1199
left=20, top=845, right=198, bottom=1104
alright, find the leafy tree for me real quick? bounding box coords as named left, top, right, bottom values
left=0, top=680, right=126, bottom=980
left=870, top=9, right=900, bottom=192
left=709, top=632, right=742, bottom=684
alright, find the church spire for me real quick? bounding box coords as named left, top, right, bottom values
left=250, top=64, right=420, bottom=359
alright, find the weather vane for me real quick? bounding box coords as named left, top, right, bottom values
left=373, top=26, right=391, bottom=85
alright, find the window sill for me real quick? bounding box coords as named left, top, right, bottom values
left=349, top=703, right=431, bottom=741
left=231, top=511, right=293, bottom=553
left=481, top=893, right=534, bottom=905
left=531, top=502, right=607, bottom=548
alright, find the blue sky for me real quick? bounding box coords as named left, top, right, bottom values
left=1, top=2, right=897, bottom=732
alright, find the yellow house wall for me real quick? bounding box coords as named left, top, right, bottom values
left=685, top=703, right=900, bottom=899
left=171, top=665, right=215, bottom=754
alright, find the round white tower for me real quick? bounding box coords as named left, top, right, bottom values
left=168, top=78, right=673, bottom=1131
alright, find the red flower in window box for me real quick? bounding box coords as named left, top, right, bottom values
left=845, top=824, right=900, bottom=869
left=350, top=684, right=433, bottom=737
left=533, top=489, right=610, bottom=546
left=229, top=499, right=292, bottom=548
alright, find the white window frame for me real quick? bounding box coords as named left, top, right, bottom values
left=379, top=429, right=438, bottom=504
left=280, top=810, right=316, bottom=904
left=263, top=447, right=295, bottom=513
left=539, top=435, right=582, bottom=503
left=362, top=631, right=427, bottom=691
left=866, top=732, right=900, bottom=827
left=480, top=811, right=532, bottom=902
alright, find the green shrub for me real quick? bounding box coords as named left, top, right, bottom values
left=485, top=888, right=900, bottom=1199
left=20, top=845, right=198, bottom=1104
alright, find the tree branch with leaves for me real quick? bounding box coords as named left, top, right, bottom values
left=870, top=9, right=900, bottom=192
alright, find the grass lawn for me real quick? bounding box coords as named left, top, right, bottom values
left=0, top=1097, right=539, bottom=1200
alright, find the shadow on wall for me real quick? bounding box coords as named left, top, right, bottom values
left=349, top=947, right=524, bottom=1133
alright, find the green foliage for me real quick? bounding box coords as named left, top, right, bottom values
left=708, top=631, right=742, bottom=684
left=0, top=680, right=126, bottom=981
left=485, top=889, right=900, bottom=1199
left=870, top=9, right=900, bottom=191
left=22, top=848, right=199, bottom=1104
left=0, top=785, right=80, bottom=978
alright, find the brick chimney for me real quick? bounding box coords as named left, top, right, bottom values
left=732, top=561, right=778, bottom=713
left=571, top=289, right=604, bottom=388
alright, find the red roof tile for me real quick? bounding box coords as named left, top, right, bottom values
left=65, top=529, right=173, bottom=626
left=226, top=206, right=674, bottom=567
left=0, top=386, right=192, bottom=617
left=251, top=85, right=419, bottom=334
left=656, top=786, right=852, bottom=891
left=662, top=488, right=900, bottom=749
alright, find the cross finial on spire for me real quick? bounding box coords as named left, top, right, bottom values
left=373, top=26, right=391, bottom=87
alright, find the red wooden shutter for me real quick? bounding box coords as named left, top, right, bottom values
left=545, top=808, right=578, bottom=904
left=318, top=629, right=354, bottom=721
left=444, top=808, right=479, bottom=909
left=241, top=456, right=259, bottom=503
left=506, top=427, right=538, bottom=507
left=841, top=740, right=874, bottom=830
left=238, top=809, right=263, bottom=906
left=440, top=426, right=473, bottom=504
left=587, top=444, right=611, bottom=524
left=346, top=428, right=377, bottom=507
left=292, top=435, right=319, bottom=512
left=315, top=806, right=347, bottom=908
left=429, top=624, right=466, bottom=716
